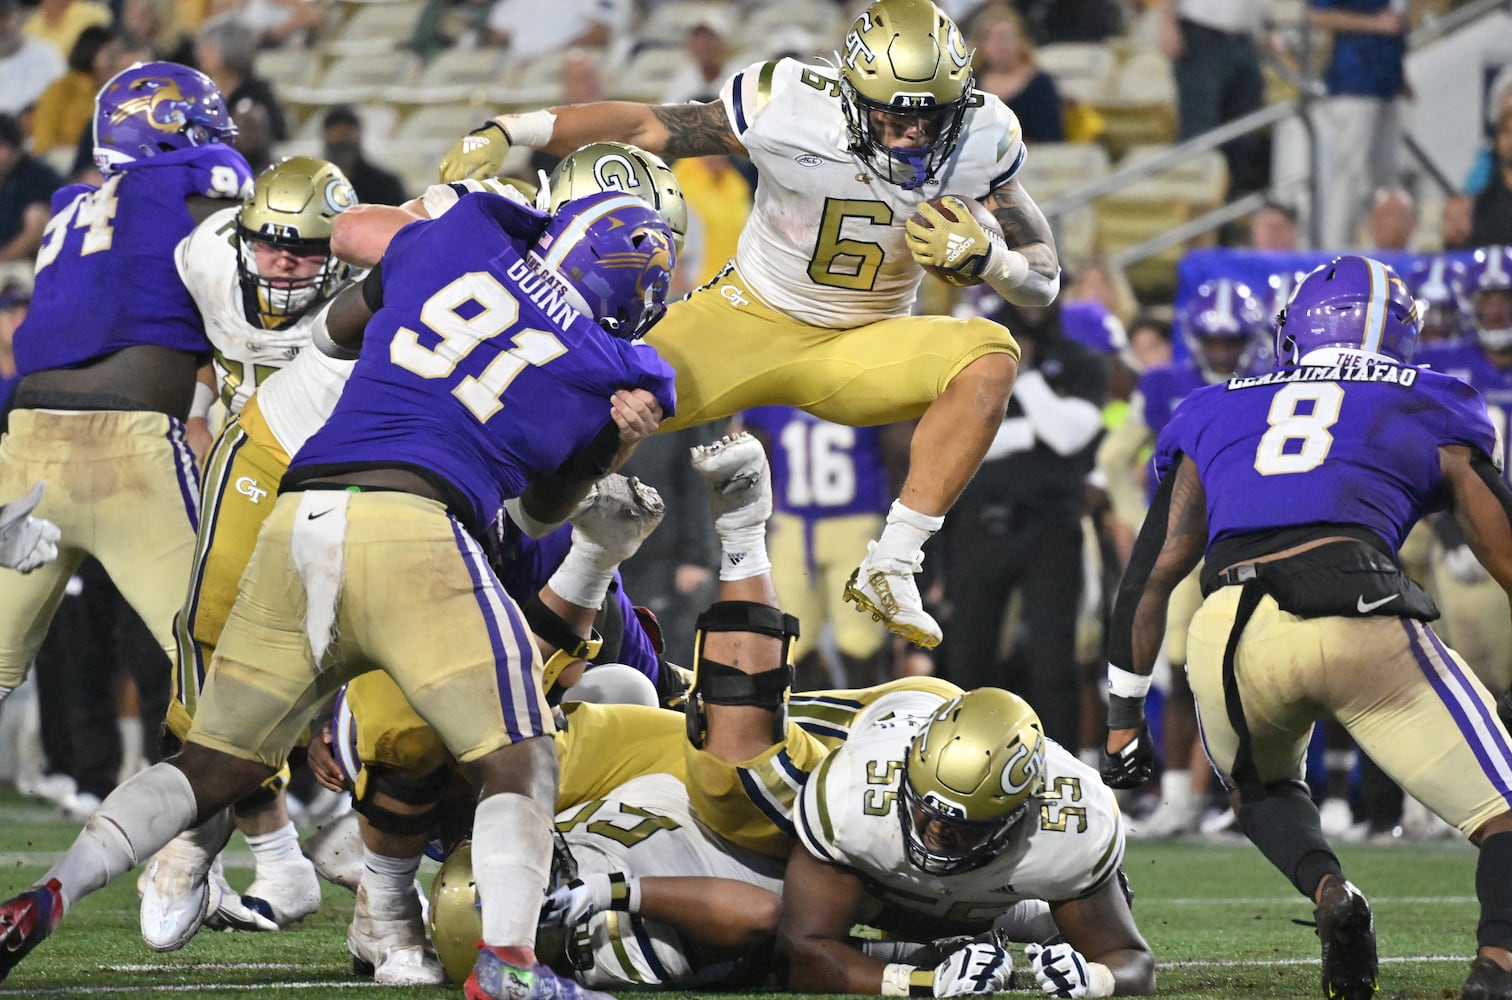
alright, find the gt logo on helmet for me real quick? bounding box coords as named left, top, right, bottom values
left=1000, top=738, right=1044, bottom=795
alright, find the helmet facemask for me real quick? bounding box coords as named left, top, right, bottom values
left=235, top=230, right=344, bottom=328
left=898, top=758, right=1032, bottom=876
left=838, top=0, right=975, bottom=191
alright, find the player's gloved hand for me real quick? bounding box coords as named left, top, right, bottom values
left=931, top=941, right=1014, bottom=997
left=1024, top=943, right=1116, bottom=998
left=1100, top=719, right=1155, bottom=789
left=1442, top=543, right=1489, bottom=584
left=0, top=482, right=60, bottom=574
left=904, top=196, right=998, bottom=280
left=539, top=872, right=635, bottom=928
left=439, top=121, right=511, bottom=183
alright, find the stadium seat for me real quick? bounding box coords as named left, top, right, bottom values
left=323, top=0, right=425, bottom=56
left=253, top=47, right=319, bottom=86
left=1036, top=42, right=1116, bottom=104
left=483, top=51, right=569, bottom=111
left=1020, top=143, right=1112, bottom=266
left=1090, top=47, right=1176, bottom=159
left=609, top=46, right=696, bottom=103
left=640, top=2, right=742, bottom=48
left=389, top=103, right=499, bottom=146
left=282, top=52, right=422, bottom=106
left=745, top=1, right=841, bottom=44
left=406, top=48, right=516, bottom=104
left=1094, top=146, right=1228, bottom=299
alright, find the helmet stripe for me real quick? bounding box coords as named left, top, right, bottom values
left=541, top=192, right=648, bottom=270
left=1361, top=258, right=1391, bottom=355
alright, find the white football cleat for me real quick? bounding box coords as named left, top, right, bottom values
left=241, top=854, right=322, bottom=927
left=304, top=810, right=365, bottom=893
left=348, top=883, right=445, bottom=986
left=844, top=541, right=942, bottom=649
left=139, top=810, right=234, bottom=951
left=690, top=433, right=772, bottom=531
left=202, top=856, right=279, bottom=933
left=570, top=474, right=666, bottom=562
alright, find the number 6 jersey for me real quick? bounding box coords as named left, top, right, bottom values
left=794, top=690, right=1124, bottom=931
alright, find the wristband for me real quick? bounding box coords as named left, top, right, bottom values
left=495, top=109, right=557, bottom=149
left=879, top=963, right=933, bottom=998
left=1107, top=664, right=1153, bottom=698
left=1107, top=693, right=1146, bottom=729
left=190, top=380, right=215, bottom=420
left=525, top=595, right=597, bottom=660
left=1086, top=961, right=1117, bottom=998
left=605, top=872, right=640, bottom=913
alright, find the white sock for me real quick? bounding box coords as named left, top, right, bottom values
left=546, top=534, right=617, bottom=609
left=46, top=764, right=198, bottom=913
left=472, top=792, right=553, bottom=947
left=360, top=848, right=422, bottom=917
left=868, top=501, right=943, bottom=568
left=717, top=523, right=770, bottom=582
left=246, top=822, right=304, bottom=870
left=1160, top=769, right=1193, bottom=807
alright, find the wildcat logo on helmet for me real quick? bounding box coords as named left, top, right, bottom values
left=109, top=78, right=193, bottom=134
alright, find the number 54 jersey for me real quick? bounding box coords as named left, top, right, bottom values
left=794, top=690, right=1125, bottom=931
left=1155, top=360, right=1498, bottom=552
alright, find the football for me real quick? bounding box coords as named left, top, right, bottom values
left=910, top=194, right=1003, bottom=288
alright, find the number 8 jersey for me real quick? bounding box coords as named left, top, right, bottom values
left=1155, top=358, right=1498, bottom=553
left=793, top=689, right=1125, bottom=929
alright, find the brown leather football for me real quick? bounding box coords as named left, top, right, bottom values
left=910, top=194, right=1003, bottom=288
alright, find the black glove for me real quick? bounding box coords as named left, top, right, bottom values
left=1100, top=720, right=1155, bottom=790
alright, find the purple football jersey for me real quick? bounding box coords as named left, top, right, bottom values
left=1137, top=362, right=1209, bottom=438
left=14, top=145, right=252, bottom=375
left=742, top=406, right=890, bottom=519
left=290, top=193, right=678, bottom=538
left=1155, top=361, right=1496, bottom=553
left=1440, top=348, right=1512, bottom=484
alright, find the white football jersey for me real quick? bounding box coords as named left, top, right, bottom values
left=795, top=691, right=1125, bottom=930
left=718, top=59, right=1025, bottom=329
left=556, top=772, right=784, bottom=989
left=175, top=208, right=338, bottom=416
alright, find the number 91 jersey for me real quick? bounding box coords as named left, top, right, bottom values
left=718, top=58, right=1024, bottom=330
left=1155, top=360, right=1498, bottom=553
left=794, top=691, right=1125, bottom=931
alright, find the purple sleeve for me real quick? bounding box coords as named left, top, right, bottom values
left=1437, top=375, right=1499, bottom=457
left=609, top=574, right=660, bottom=683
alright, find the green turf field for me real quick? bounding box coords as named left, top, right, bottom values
left=0, top=790, right=1482, bottom=999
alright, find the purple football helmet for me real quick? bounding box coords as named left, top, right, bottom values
left=1181, top=278, right=1267, bottom=381
left=531, top=191, right=676, bottom=341
left=93, top=61, right=237, bottom=173
left=1406, top=255, right=1472, bottom=345
left=1468, top=245, right=1512, bottom=353
left=1275, top=256, right=1421, bottom=366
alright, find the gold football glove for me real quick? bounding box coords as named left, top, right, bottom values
left=904, top=197, right=996, bottom=280
left=439, top=121, right=512, bottom=183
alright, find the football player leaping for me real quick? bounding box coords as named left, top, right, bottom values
left=1103, top=256, right=1512, bottom=1000
left=440, top=0, right=1063, bottom=651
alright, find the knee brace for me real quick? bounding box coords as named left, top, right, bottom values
left=525, top=595, right=604, bottom=703
left=684, top=601, right=800, bottom=749
left=353, top=762, right=453, bottom=837
left=1235, top=779, right=1342, bottom=898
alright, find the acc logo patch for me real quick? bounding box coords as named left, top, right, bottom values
left=795, top=154, right=823, bottom=167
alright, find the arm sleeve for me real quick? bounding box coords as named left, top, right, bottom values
left=1105, top=457, right=1179, bottom=672
left=1012, top=370, right=1104, bottom=456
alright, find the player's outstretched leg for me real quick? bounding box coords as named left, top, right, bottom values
left=844, top=506, right=943, bottom=649
left=1313, top=874, right=1377, bottom=1000
left=139, top=807, right=254, bottom=950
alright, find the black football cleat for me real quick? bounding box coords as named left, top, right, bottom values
left=1462, top=956, right=1512, bottom=1000
left=0, top=880, right=62, bottom=983
left=1313, top=876, right=1377, bottom=1000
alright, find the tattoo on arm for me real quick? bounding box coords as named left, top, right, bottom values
left=1129, top=459, right=1206, bottom=672
left=650, top=102, right=745, bottom=158
left=984, top=179, right=1058, bottom=276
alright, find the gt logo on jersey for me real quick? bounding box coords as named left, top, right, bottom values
left=235, top=476, right=268, bottom=503
left=720, top=284, right=750, bottom=307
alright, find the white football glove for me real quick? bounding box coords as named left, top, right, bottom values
left=1442, top=543, right=1490, bottom=584
left=0, top=482, right=60, bottom=574
left=931, top=941, right=1014, bottom=997
left=539, top=872, right=634, bottom=928
left=1024, top=943, right=1115, bottom=998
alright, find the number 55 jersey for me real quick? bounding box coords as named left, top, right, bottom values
left=794, top=689, right=1125, bottom=932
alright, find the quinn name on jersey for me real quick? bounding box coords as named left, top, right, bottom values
left=719, top=58, right=1025, bottom=329
left=794, top=690, right=1124, bottom=931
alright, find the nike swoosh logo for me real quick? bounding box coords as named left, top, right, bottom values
left=1356, top=593, right=1399, bottom=613
left=306, top=510, right=333, bottom=521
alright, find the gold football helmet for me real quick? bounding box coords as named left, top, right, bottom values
left=427, top=841, right=479, bottom=985
left=542, top=141, right=688, bottom=254
left=838, top=0, right=975, bottom=190
left=236, top=156, right=358, bottom=328
left=901, top=688, right=1045, bottom=876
